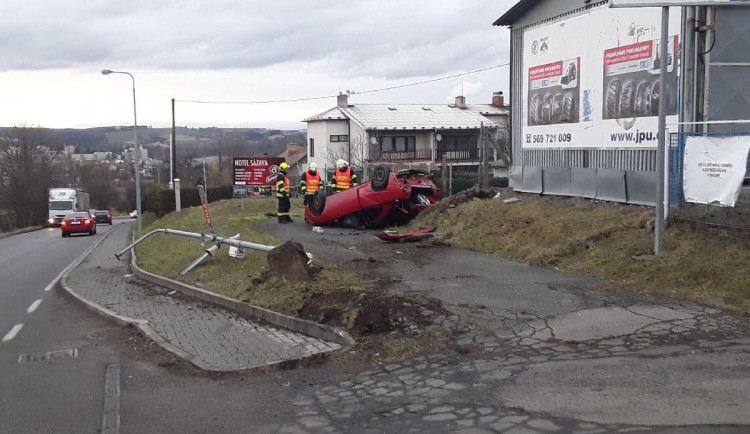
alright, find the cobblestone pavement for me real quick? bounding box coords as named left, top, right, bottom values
left=257, top=304, right=750, bottom=433
left=65, top=223, right=341, bottom=371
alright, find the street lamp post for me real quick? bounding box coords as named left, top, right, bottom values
left=101, top=69, right=142, bottom=233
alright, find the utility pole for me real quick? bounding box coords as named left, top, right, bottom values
left=171, top=98, right=177, bottom=184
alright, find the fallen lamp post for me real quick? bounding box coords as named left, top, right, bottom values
left=114, top=228, right=313, bottom=275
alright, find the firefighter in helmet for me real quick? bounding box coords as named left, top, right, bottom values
left=300, top=162, right=321, bottom=205
left=275, top=162, right=293, bottom=223
left=332, top=159, right=358, bottom=192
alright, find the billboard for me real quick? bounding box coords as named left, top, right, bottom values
left=521, top=6, right=681, bottom=149
left=611, top=0, right=750, bottom=6
left=233, top=157, right=285, bottom=186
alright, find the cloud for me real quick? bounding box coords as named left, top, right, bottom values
left=0, top=0, right=513, bottom=79
left=0, top=0, right=516, bottom=127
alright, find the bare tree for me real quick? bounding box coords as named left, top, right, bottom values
left=79, top=163, right=119, bottom=210
left=0, top=126, right=56, bottom=228
left=321, top=132, right=371, bottom=178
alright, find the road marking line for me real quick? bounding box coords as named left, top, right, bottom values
left=44, top=279, right=56, bottom=292
left=27, top=299, right=43, bottom=313
left=2, top=323, right=24, bottom=342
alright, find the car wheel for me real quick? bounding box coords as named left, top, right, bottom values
left=309, top=191, right=326, bottom=216
left=371, top=166, right=391, bottom=191
left=61, top=232, right=66, bottom=238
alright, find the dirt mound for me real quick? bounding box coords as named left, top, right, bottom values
left=298, top=290, right=447, bottom=337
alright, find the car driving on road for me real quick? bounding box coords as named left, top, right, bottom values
left=94, top=210, right=112, bottom=225
left=61, top=212, right=97, bottom=237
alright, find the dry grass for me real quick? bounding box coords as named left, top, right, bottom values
left=413, top=189, right=750, bottom=314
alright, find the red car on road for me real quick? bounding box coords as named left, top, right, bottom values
left=305, top=166, right=440, bottom=228
left=61, top=212, right=97, bottom=237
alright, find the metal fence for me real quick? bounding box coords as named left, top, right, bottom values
left=668, top=131, right=750, bottom=230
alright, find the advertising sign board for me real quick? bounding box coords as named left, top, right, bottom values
left=611, top=0, right=750, bottom=7
left=233, top=157, right=285, bottom=186
left=521, top=6, right=681, bottom=149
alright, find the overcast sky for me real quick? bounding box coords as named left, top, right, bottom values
left=0, top=0, right=514, bottom=130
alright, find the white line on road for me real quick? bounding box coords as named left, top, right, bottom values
left=2, top=323, right=24, bottom=342
left=44, top=279, right=57, bottom=292
left=27, top=299, right=43, bottom=313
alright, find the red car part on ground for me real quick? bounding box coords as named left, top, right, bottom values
left=61, top=212, right=97, bottom=237
left=304, top=166, right=440, bottom=229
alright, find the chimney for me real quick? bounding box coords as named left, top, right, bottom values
left=454, top=95, right=466, bottom=108
left=492, top=91, right=505, bottom=107
left=337, top=93, right=349, bottom=108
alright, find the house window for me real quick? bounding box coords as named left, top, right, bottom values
left=442, top=134, right=477, bottom=150
left=330, top=135, right=349, bottom=142
left=386, top=136, right=416, bottom=152
left=309, top=138, right=314, bottom=157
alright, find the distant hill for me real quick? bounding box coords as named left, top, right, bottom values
left=0, top=126, right=306, bottom=160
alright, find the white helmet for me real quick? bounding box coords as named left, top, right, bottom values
left=336, top=159, right=346, bottom=169
left=309, top=162, right=318, bottom=171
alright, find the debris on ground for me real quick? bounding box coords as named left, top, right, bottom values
left=376, top=227, right=436, bottom=243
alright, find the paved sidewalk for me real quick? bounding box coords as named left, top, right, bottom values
left=63, top=223, right=342, bottom=371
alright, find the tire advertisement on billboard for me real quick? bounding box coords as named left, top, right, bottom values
left=522, top=6, right=681, bottom=149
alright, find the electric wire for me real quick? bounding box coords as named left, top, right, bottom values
left=174, top=63, right=509, bottom=105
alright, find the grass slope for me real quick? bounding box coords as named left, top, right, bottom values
left=413, top=190, right=750, bottom=314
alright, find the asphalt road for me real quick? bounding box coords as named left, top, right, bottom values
left=0, top=223, right=125, bottom=433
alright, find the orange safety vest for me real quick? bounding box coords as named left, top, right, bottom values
left=275, top=173, right=290, bottom=197
left=334, top=167, right=353, bottom=190
left=303, top=171, right=321, bottom=193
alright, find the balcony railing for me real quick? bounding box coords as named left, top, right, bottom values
left=375, top=148, right=481, bottom=163
left=377, top=149, right=431, bottom=161
left=435, top=149, right=479, bottom=161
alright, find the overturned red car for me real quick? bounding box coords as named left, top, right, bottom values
left=304, top=166, right=440, bottom=228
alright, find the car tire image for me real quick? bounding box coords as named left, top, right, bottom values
left=650, top=80, right=662, bottom=116
left=561, top=92, right=576, bottom=123
left=542, top=94, right=554, bottom=125
left=606, top=79, right=622, bottom=119
left=634, top=80, right=652, bottom=117
left=309, top=191, right=327, bottom=216
left=549, top=94, right=563, bottom=124
left=529, top=94, right=542, bottom=125
left=371, top=165, right=391, bottom=192
left=618, top=80, right=637, bottom=118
